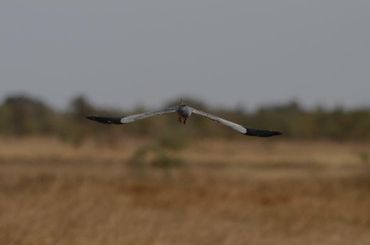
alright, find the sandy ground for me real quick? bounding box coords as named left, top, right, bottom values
left=0, top=138, right=369, bottom=245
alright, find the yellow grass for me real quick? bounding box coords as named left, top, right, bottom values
left=0, top=137, right=369, bottom=245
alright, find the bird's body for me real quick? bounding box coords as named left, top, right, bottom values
left=177, top=105, right=192, bottom=124
left=86, top=101, right=282, bottom=137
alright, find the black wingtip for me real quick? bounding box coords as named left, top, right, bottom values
left=86, top=116, right=96, bottom=121
left=245, top=128, right=282, bottom=137
left=85, top=116, right=122, bottom=124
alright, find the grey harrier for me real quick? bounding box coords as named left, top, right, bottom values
left=86, top=102, right=282, bottom=137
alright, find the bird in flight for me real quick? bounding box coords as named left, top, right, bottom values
left=86, top=101, right=282, bottom=137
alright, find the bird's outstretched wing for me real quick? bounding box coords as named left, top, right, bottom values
left=191, top=108, right=282, bottom=137
left=86, top=106, right=178, bottom=124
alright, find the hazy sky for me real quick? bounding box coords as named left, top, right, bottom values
left=1, top=0, right=369, bottom=110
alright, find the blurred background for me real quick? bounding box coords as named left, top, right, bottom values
left=1, top=1, right=369, bottom=244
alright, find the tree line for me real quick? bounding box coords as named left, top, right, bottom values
left=0, top=94, right=369, bottom=143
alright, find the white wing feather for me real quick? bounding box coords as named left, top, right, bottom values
left=191, top=108, right=247, bottom=134
left=86, top=106, right=178, bottom=124
left=121, top=106, right=178, bottom=123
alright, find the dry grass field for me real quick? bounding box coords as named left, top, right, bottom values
left=0, top=137, right=370, bottom=245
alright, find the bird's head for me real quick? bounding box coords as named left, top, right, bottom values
left=179, top=98, right=186, bottom=106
